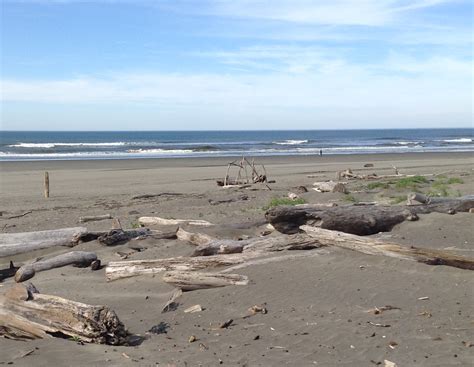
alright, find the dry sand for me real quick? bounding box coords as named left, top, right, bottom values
left=0, top=152, right=473, bottom=366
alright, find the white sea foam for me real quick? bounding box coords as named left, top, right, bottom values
left=273, top=140, right=308, bottom=145
left=441, top=138, right=473, bottom=143
left=9, top=142, right=127, bottom=148
left=127, top=148, right=195, bottom=154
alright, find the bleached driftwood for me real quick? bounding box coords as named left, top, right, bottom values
left=266, top=195, right=474, bottom=235
left=313, top=181, right=347, bottom=193
left=176, top=227, right=214, bottom=246
left=139, top=217, right=213, bottom=227
left=162, top=271, right=249, bottom=291
left=14, top=251, right=98, bottom=282
left=0, top=227, right=87, bottom=258
left=301, top=226, right=474, bottom=270
left=105, top=255, right=245, bottom=281
left=79, top=214, right=112, bottom=223
left=0, top=284, right=128, bottom=344
left=106, top=231, right=320, bottom=281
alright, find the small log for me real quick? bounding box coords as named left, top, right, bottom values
left=98, top=228, right=151, bottom=246
left=266, top=195, right=474, bottom=235
left=7, top=211, right=32, bottom=220
left=14, top=251, right=98, bottom=282
left=0, top=261, right=19, bottom=282
left=0, top=284, right=128, bottom=344
left=0, top=228, right=87, bottom=258
left=79, top=214, right=112, bottom=223
left=313, top=181, right=347, bottom=193
left=139, top=217, right=213, bottom=227
left=105, top=255, right=245, bottom=281
left=192, top=240, right=247, bottom=257
left=162, top=271, right=248, bottom=291
left=301, top=226, right=474, bottom=270
left=176, top=227, right=214, bottom=246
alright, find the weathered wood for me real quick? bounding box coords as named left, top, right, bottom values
left=301, top=226, right=474, bottom=270
left=0, top=228, right=87, bottom=258
left=79, top=214, right=112, bottom=223
left=0, top=262, right=19, bottom=282
left=14, top=251, right=98, bottom=282
left=139, top=217, right=213, bottom=227
left=98, top=228, right=151, bottom=246
left=176, top=227, right=214, bottom=246
left=266, top=195, right=474, bottom=235
left=105, top=255, right=245, bottom=281
left=0, top=284, right=128, bottom=344
left=313, top=181, right=347, bottom=193
left=192, top=240, right=247, bottom=257
left=162, top=271, right=249, bottom=291
left=44, top=172, right=49, bottom=198
left=6, top=211, right=32, bottom=220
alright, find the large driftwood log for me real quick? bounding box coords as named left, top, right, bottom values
left=190, top=233, right=320, bottom=257
left=139, top=216, right=213, bottom=227
left=0, top=284, right=128, bottom=344
left=0, top=227, right=87, bottom=257
left=106, top=231, right=321, bottom=281
left=105, top=255, right=245, bottom=281
left=162, top=271, right=249, bottom=291
left=15, top=251, right=98, bottom=282
left=301, top=226, right=474, bottom=270
left=266, top=195, right=474, bottom=235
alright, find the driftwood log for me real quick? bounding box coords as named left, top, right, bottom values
left=79, top=214, right=112, bottom=223
left=301, top=226, right=474, bottom=270
left=14, top=251, right=98, bottom=282
left=139, top=217, right=213, bottom=227
left=162, top=271, right=249, bottom=291
left=0, top=262, right=19, bottom=282
left=313, top=181, right=347, bottom=193
left=105, top=255, right=245, bottom=281
left=176, top=227, right=214, bottom=246
left=266, top=195, right=474, bottom=235
left=0, top=284, right=128, bottom=344
left=0, top=227, right=87, bottom=257
left=106, top=230, right=321, bottom=281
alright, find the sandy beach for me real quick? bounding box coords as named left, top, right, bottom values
left=0, top=152, right=473, bottom=367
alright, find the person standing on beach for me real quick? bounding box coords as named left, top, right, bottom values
left=319, top=149, right=323, bottom=156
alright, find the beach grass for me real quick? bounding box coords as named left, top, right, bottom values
left=264, top=197, right=306, bottom=210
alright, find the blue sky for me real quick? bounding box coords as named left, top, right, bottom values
left=1, top=0, right=472, bottom=130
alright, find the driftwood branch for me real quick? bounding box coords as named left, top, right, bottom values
left=0, top=284, right=128, bottom=344
left=266, top=195, right=474, bottom=235
left=0, top=227, right=87, bottom=257
left=301, top=226, right=474, bottom=270
left=15, top=251, right=98, bottom=282
left=162, top=271, right=249, bottom=291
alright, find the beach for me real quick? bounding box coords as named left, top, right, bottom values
left=0, top=152, right=473, bottom=366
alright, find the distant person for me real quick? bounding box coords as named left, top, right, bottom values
left=319, top=149, right=323, bottom=157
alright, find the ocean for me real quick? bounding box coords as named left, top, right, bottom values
left=0, top=129, right=472, bottom=161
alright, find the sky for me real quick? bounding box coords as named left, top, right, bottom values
left=0, top=0, right=472, bottom=131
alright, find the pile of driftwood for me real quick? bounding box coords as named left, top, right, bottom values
left=217, top=157, right=267, bottom=187
left=1, top=193, right=473, bottom=346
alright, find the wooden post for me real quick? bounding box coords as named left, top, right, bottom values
left=44, top=172, right=50, bottom=198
